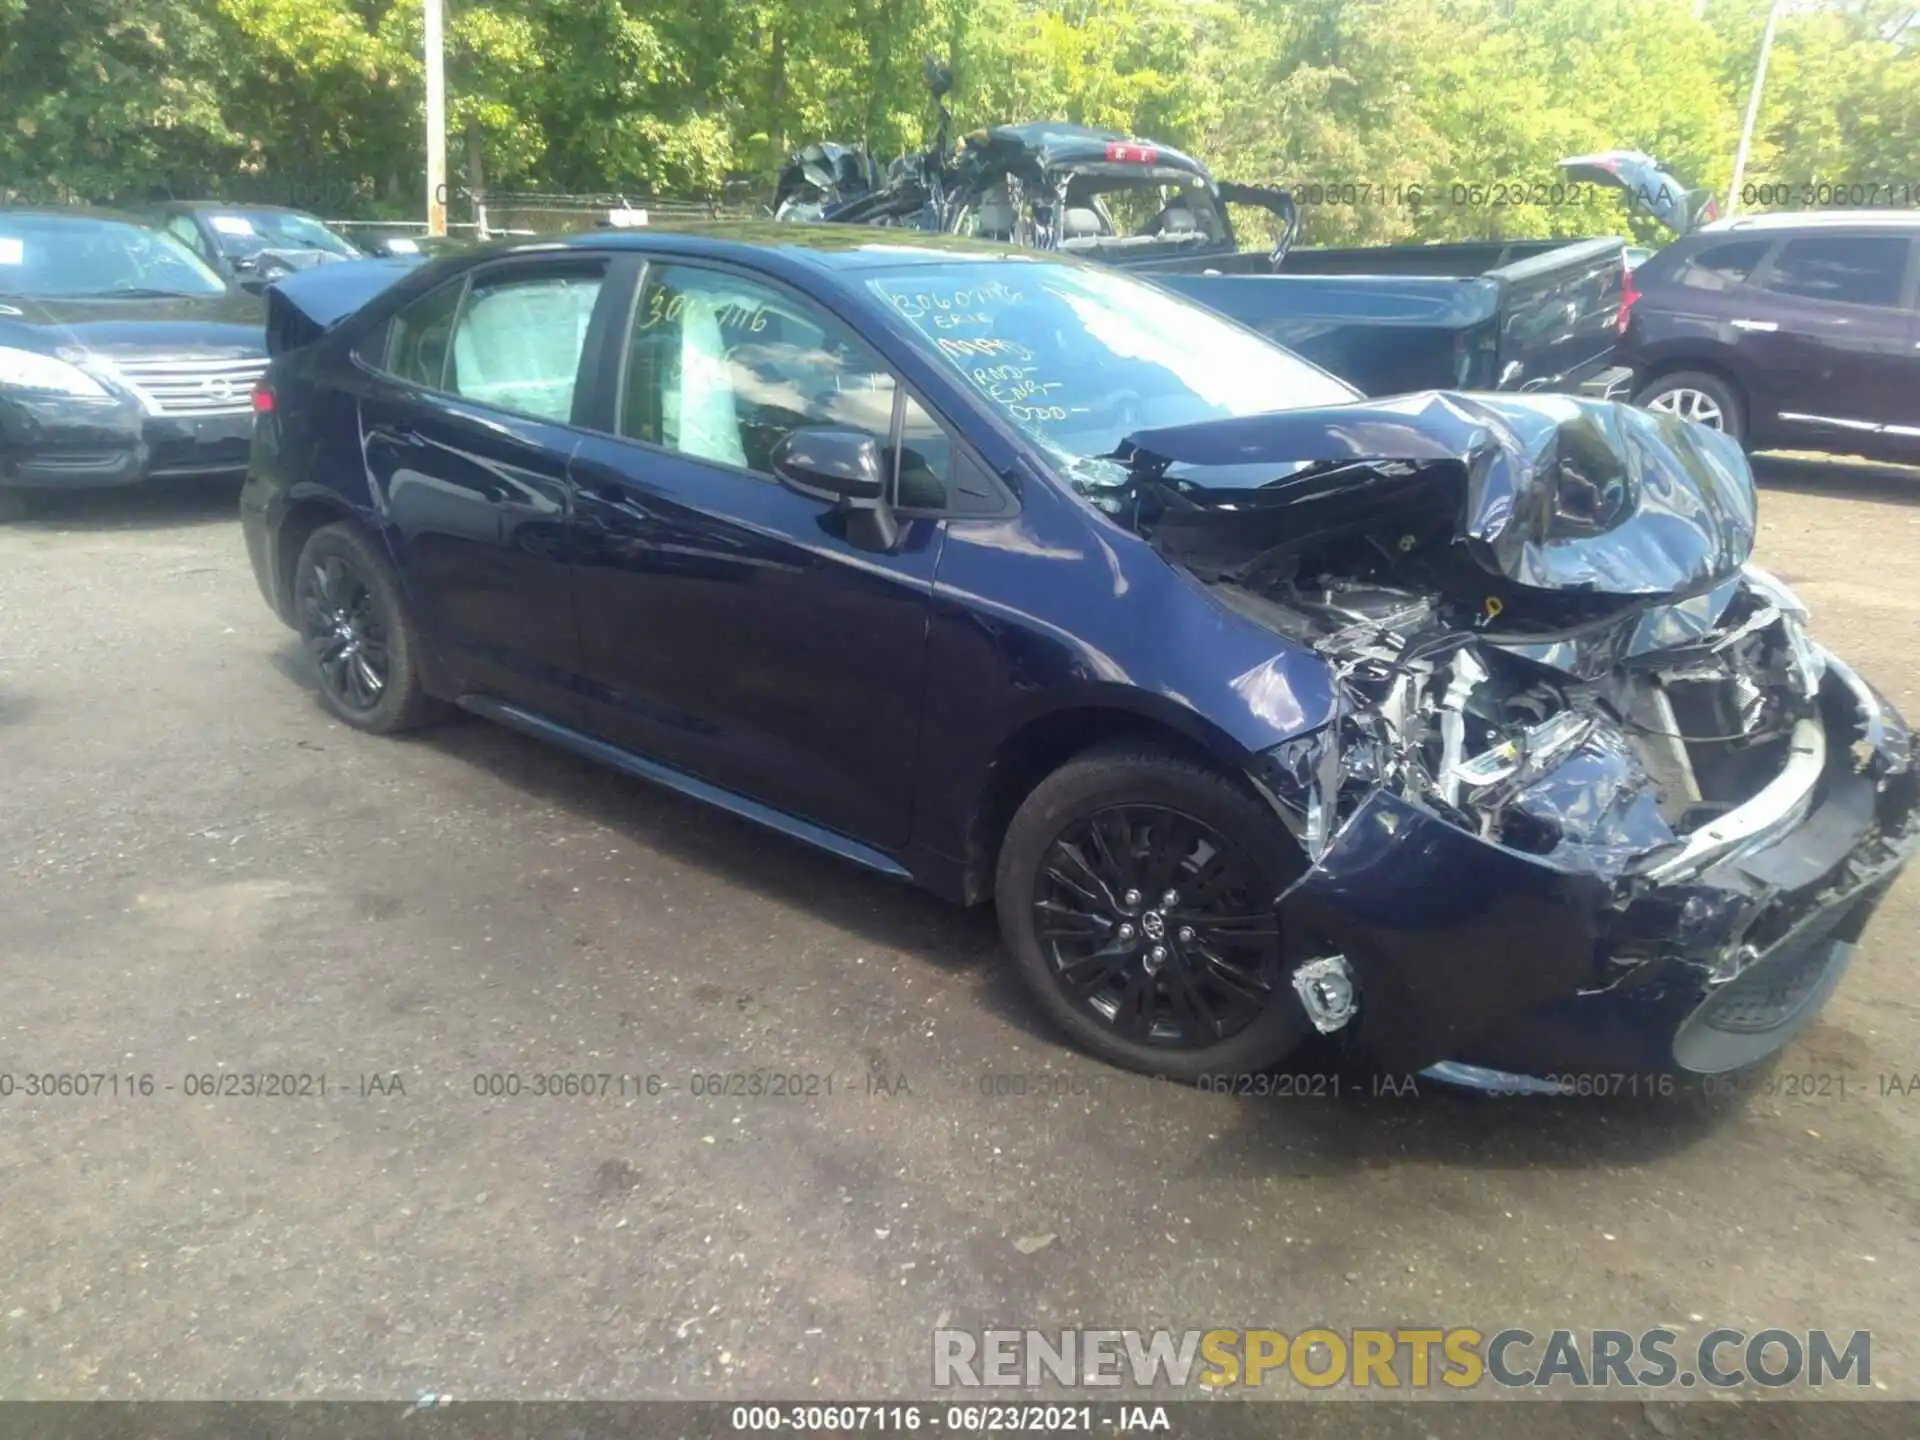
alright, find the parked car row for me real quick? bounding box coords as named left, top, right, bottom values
left=0, top=206, right=270, bottom=492
left=237, top=223, right=1916, bottom=1091
left=0, top=203, right=468, bottom=499
left=6, top=189, right=1917, bottom=506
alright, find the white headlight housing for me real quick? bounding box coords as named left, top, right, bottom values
left=0, top=344, right=111, bottom=398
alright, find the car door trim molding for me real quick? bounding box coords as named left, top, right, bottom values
left=1779, top=411, right=1904, bottom=434
left=455, top=693, right=915, bottom=879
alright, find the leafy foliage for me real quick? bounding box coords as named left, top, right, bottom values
left=0, top=0, right=1913, bottom=243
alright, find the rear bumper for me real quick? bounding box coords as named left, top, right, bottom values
left=239, top=470, right=290, bottom=621
left=1, top=395, right=252, bottom=490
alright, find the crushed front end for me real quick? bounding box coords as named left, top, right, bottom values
left=1116, top=391, right=1918, bottom=1080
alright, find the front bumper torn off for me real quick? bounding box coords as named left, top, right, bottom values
left=1249, top=619, right=1918, bottom=1081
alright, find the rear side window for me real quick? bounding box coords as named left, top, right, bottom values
left=1677, top=239, right=1769, bottom=290
left=1759, top=235, right=1908, bottom=308
left=447, top=269, right=604, bottom=422
left=380, top=281, right=463, bottom=389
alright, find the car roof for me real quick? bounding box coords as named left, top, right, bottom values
left=0, top=203, right=155, bottom=227
left=1694, top=210, right=1920, bottom=235
left=478, top=222, right=1070, bottom=277
left=169, top=200, right=315, bottom=215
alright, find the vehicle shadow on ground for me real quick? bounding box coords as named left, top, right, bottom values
left=0, top=475, right=244, bottom=532
left=1751, top=451, right=1920, bottom=505
left=265, top=638, right=1748, bottom=1174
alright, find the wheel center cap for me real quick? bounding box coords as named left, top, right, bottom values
left=1141, top=910, right=1165, bottom=941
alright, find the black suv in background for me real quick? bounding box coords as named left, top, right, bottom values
left=1622, top=212, right=1920, bottom=461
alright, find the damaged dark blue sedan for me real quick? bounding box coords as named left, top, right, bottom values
left=240, top=226, right=1917, bottom=1090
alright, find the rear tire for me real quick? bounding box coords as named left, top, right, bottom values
left=292, top=522, right=443, bottom=734
left=994, top=743, right=1313, bottom=1081
left=1633, top=369, right=1746, bottom=444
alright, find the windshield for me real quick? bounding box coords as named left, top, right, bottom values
left=0, top=214, right=228, bottom=298
left=200, top=210, right=359, bottom=260
left=866, top=259, right=1355, bottom=488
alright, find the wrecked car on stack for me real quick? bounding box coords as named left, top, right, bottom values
left=243, top=229, right=1915, bottom=1092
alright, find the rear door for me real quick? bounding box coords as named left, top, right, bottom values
left=1740, top=231, right=1915, bottom=442
left=355, top=253, right=620, bottom=720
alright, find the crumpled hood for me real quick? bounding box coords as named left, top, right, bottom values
left=249, top=246, right=345, bottom=273
left=1117, top=390, right=1756, bottom=600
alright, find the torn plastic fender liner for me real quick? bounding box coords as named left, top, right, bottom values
left=1116, top=390, right=1757, bottom=598
left=1276, top=788, right=1612, bottom=1074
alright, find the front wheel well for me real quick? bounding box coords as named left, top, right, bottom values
left=961, top=708, right=1251, bottom=905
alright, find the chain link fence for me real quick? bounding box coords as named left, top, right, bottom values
left=324, top=185, right=768, bottom=247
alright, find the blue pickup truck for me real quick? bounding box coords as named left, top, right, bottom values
left=779, top=114, right=1711, bottom=399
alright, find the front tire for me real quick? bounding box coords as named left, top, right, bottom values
left=995, top=743, right=1313, bottom=1080
left=1633, top=370, right=1746, bottom=444
left=292, top=522, right=442, bottom=734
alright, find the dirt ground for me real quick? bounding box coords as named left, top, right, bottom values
left=2, top=456, right=1919, bottom=1425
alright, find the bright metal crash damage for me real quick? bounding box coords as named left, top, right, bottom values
left=1111, top=391, right=1918, bottom=1072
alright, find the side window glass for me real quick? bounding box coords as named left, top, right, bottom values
left=1760, top=236, right=1907, bottom=308
left=895, top=394, right=953, bottom=508
left=1679, top=240, right=1769, bottom=291
left=447, top=269, right=604, bottom=422
left=381, top=280, right=464, bottom=390
left=165, top=215, right=210, bottom=261
left=620, top=264, right=896, bottom=475
left=896, top=393, right=1002, bottom=515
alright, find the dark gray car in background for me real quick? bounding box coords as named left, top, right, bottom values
left=1621, top=212, right=1920, bottom=459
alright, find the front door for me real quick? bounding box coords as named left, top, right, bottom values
left=566, top=259, right=948, bottom=851
left=357, top=255, right=615, bottom=719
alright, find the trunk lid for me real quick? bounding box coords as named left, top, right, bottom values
left=1558, top=150, right=1718, bottom=235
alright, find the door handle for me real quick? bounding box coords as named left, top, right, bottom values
left=369, top=421, right=424, bottom=446
left=1731, top=318, right=1778, bottom=332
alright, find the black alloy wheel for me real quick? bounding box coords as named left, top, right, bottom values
left=291, top=522, right=442, bottom=734
left=997, top=744, right=1314, bottom=1079
left=297, top=552, right=389, bottom=715
left=1033, top=805, right=1278, bottom=1047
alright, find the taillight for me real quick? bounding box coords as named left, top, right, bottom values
left=252, top=380, right=275, bottom=414
left=1104, top=141, right=1158, bottom=165
left=1617, top=266, right=1641, bottom=337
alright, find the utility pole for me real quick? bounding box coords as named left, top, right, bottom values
left=424, top=0, right=447, bottom=236
left=1726, top=0, right=1783, bottom=217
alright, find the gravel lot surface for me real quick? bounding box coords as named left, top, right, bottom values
left=2, top=458, right=1918, bottom=1434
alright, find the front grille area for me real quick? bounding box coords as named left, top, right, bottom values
left=107, top=355, right=268, bottom=417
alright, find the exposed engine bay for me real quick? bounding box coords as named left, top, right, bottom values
left=1113, top=391, right=1916, bottom=1071
left=1204, top=531, right=1833, bottom=883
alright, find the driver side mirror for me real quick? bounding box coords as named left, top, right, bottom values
left=770, top=426, right=899, bottom=553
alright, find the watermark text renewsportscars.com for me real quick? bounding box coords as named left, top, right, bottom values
left=933, top=1327, right=1872, bottom=1391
